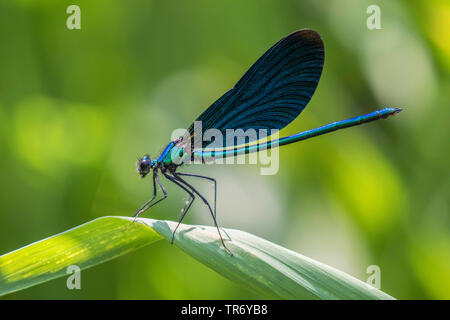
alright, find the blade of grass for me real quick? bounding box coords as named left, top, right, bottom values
left=0, top=217, right=162, bottom=296
left=0, top=216, right=394, bottom=299
left=138, top=217, right=394, bottom=300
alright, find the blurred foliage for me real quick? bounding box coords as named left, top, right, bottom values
left=0, top=0, right=448, bottom=299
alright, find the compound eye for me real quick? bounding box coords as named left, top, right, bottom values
left=140, top=160, right=150, bottom=170
left=137, top=158, right=152, bottom=178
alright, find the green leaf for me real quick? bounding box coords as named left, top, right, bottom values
left=0, top=216, right=394, bottom=299
left=0, top=217, right=162, bottom=296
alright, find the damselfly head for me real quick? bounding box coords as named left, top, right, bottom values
left=137, top=155, right=153, bottom=178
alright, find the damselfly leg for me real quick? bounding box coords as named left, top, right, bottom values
left=174, top=172, right=231, bottom=241
left=133, top=171, right=167, bottom=220
left=163, top=173, right=196, bottom=243
left=171, top=172, right=232, bottom=255
left=176, top=172, right=217, bottom=219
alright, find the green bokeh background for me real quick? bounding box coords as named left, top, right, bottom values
left=0, top=0, right=449, bottom=299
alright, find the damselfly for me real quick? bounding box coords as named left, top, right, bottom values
left=134, top=29, right=401, bottom=254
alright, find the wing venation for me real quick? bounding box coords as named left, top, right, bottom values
left=184, top=29, right=324, bottom=150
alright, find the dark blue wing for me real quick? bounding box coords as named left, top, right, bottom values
left=185, top=29, right=324, bottom=149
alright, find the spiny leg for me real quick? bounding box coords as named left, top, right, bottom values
left=172, top=172, right=233, bottom=256
left=175, top=172, right=231, bottom=241
left=174, top=196, right=194, bottom=242
left=176, top=172, right=217, bottom=219
left=133, top=171, right=157, bottom=218
left=163, top=173, right=196, bottom=243
left=133, top=171, right=167, bottom=220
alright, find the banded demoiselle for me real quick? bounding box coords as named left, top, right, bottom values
left=134, top=29, right=402, bottom=254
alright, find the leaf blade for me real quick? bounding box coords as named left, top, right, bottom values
left=138, top=218, right=394, bottom=300
left=0, top=217, right=162, bottom=296
left=0, top=216, right=395, bottom=300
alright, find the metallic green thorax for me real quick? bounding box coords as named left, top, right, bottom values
left=162, top=145, right=189, bottom=166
